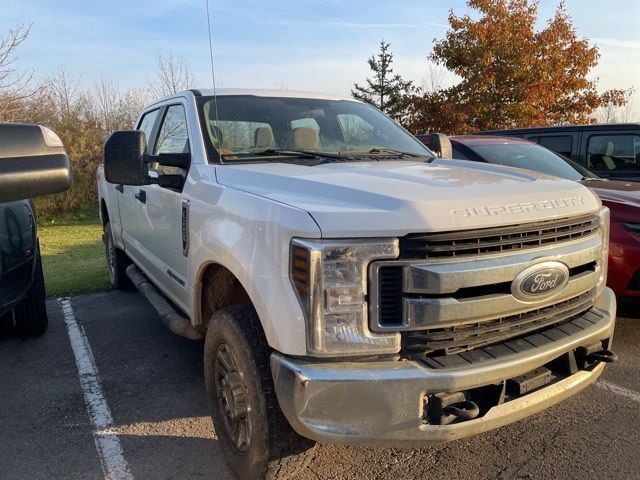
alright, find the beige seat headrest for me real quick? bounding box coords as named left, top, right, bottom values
left=254, top=127, right=274, bottom=148
left=604, top=142, right=615, bottom=156
left=292, top=127, right=319, bottom=150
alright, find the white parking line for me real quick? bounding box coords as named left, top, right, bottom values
left=59, top=297, right=134, bottom=480
left=596, top=380, right=640, bottom=404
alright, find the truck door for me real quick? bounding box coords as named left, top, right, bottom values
left=116, top=108, right=161, bottom=265
left=134, top=103, right=191, bottom=309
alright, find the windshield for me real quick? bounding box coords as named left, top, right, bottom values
left=469, top=142, right=598, bottom=180
left=197, top=95, right=432, bottom=161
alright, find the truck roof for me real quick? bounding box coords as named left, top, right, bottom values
left=148, top=88, right=356, bottom=107
left=479, top=123, right=640, bottom=135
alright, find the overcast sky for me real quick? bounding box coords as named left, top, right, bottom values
left=1, top=0, right=639, bottom=114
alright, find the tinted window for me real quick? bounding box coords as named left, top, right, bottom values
left=538, top=136, right=573, bottom=158
left=587, top=134, right=640, bottom=172
left=137, top=109, right=160, bottom=151
left=452, top=146, right=472, bottom=160
left=155, top=105, right=189, bottom=155
left=469, top=142, right=584, bottom=180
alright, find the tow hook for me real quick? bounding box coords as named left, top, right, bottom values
left=586, top=350, right=618, bottom=364
left=443, top=400, right=480, bottom=421
left=426, top=393, right=482, bottom=425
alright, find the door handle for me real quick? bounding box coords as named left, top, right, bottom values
left=115, top=184, right=124, bottom=193
left=135, top=190, right=146, bottom=204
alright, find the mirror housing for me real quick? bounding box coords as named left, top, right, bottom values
left=104, top=130, right=149, bottom=186
left=429, top=133, right=453, bottom=159
left=0, top=123, right=72, bottom=203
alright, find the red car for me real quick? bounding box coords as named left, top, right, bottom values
left=417, top=134, right=640, bottom=299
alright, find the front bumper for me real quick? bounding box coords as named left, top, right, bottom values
left=271, top=287, right=616, bottom=447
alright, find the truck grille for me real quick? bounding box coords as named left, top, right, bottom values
left=401, top=290, right=596, bottom=357
left=400, top=214, right=599, bottom=259
left=369, top=213, right=604, bottom=358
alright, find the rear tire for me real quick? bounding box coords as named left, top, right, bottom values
left=13, top=252, right=48, bottom=336
left=103, top=222, right=130, bottom=290
left=204, top=304, right=315, bottom=480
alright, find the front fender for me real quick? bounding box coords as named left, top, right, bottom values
left=186, top=165, right=320, bottom=356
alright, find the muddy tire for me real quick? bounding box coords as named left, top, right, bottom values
left=103, top=222, right=130, bottom=290
left=204, top=304, right=315, bottom=480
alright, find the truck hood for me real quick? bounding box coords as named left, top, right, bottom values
left=581, top=179, right=640, bottom=207
left=215, top=159, right=601, bottom=237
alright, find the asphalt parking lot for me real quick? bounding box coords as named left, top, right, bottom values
left=1, top=290, right=639, bottom=480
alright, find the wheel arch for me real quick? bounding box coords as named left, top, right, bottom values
left=99, top=198, right=109, bottom=227
left=194, top=261, right=253, bottom=329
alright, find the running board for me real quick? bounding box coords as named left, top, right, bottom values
left=126, top=264, right=204, bottom=340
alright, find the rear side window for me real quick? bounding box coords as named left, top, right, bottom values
left=537, top=136, right=573, bottom=158
left=137, top=109, right=160, bottom=151
left=587, top=134, right=640, bottom=172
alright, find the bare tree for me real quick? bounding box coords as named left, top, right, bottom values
left=94, top=77, right=149, bottom=135
left=148, top=51, right=195, bottom=98
left=420, top=63, right=446, bottom=93
left=0, top=23, right=39, bottom=119
left=595, top=87, right=636, bottom=123
left=50, top=66, right=83, bottom=119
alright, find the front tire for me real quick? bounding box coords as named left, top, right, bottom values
left=204, top=304, right=315, bottom=480
left=103, top=222, right=130, bottom=290
left=13, top=252, right=48, bottom=336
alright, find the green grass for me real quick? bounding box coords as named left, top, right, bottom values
left=38, top=212, right=110, bottom=297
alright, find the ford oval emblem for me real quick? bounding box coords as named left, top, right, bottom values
left=511, top=261, right=569, bottom=302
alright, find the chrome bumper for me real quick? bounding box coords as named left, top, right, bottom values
left=271, top=287, right=616, bottom=447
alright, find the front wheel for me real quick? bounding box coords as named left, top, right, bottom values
left=103, top=222, right=130, bottom=290
left=204, top=304, right=315, bottom=480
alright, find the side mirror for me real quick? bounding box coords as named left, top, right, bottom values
left=429, top=133, right=453, bottom=159
left=104, top=130, right=149, bottom=186
left=0, top=123, right=72, bottom=203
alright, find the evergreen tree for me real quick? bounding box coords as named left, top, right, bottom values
left=352, top=40, right=412, bottom=121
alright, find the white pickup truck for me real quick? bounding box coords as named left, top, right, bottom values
left=97, top=89, right=617, bottom=480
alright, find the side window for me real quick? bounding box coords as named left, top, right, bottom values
left=154, top=105, right=190, bottom=155
left=136, top=109, right=160, bottom=151
left=337, top=114, right=374, bottom=143
left=587, top=134, right=640, bottom=172
left=538, top=136, right=573, bottom=158
left=452, top=146, right=471, bottom=160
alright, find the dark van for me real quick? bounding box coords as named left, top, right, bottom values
left=479, top=124, right=640, bottom=182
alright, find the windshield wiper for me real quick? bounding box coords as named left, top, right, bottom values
left=366, top=148, right=423, bottom=158
left=251, top=148, right=352, bottom=162
left=581, top=176, right=606, bottom=181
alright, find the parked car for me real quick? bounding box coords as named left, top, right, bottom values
left=416, top=134, right=640, bottom=299
left=98, top=89, right=616, bottom=480
left=476, top=123, right=640, bottom=182
left=0, top=123, right=71, bottom=335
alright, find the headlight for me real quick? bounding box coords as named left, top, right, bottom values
left=598, top=207, right=610, bottom=291
left=291, top=238, right=400, bottom=357
left=620, top=222, right=640, bottom=233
